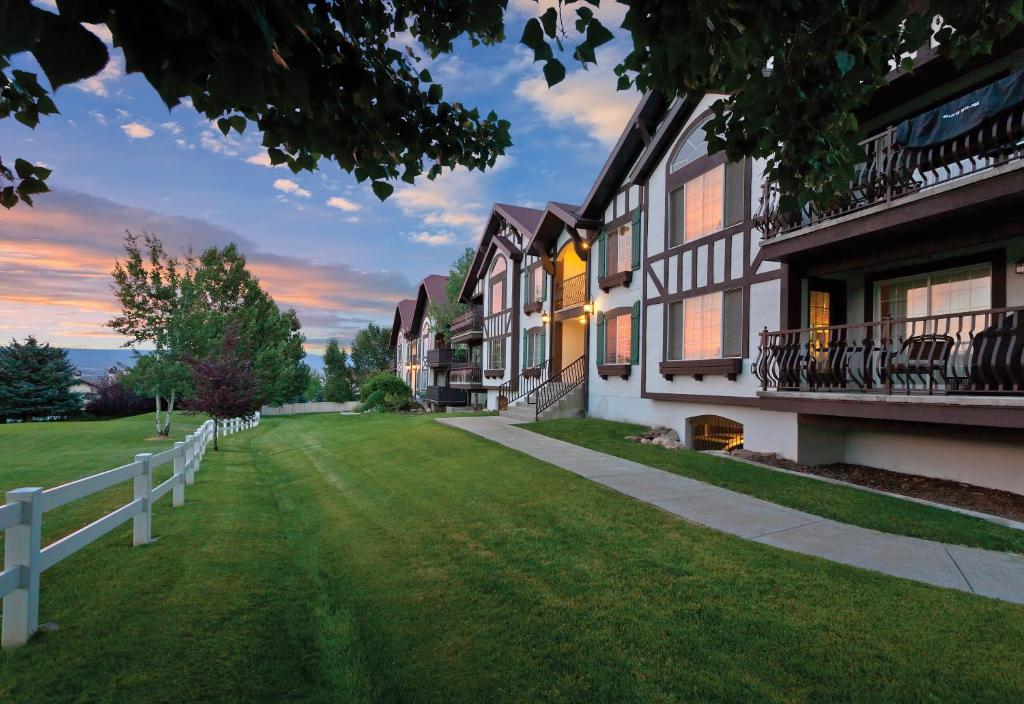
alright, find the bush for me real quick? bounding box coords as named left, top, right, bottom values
left=358, top=372, right=412, bottom=412
left=84, top=378, right=152, bottom=418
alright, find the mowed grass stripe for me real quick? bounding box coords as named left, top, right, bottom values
left=0, top=412, right=1022, bottom=703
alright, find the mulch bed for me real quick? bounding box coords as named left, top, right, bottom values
left=729, top=450, right=1024, bottom=523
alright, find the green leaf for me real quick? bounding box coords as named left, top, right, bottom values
left=543, top=59, right=566, bottom=87
left=267, top=147, right=288, bottom=165
left=217, top=118, right=231, bottom=136
left=586, top=19, right=614, bottom=48
left=1, top=187, right=18, bottom=209
left=575, top=7, right=594, bottom=33
left=428, top=83, right=443, bottom=104
left=14, top=158, right=33, bottom=180
left=0, top=1, right=46, bottom=55
left=32, top=13, right=108, bottom=89
left=229, top=114, right=246, bottom=134
left=371, top=180, right=394, bottom=200
left=835, top=50, right=856, bottom=75
left=540, top=8, right=558, bottom=38
left=520, top=18, right=552, bottom=61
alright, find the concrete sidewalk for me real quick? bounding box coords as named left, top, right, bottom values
left=437, top=415, right=1024, bottom=604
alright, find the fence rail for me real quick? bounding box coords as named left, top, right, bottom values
left=0, top=412, right=260, bottom=648
left=260, top=402, right=358, bottom=415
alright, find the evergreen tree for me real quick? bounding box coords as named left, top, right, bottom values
left=0, top=337, right=81, bottom=422
left=323, top=339, right=355, bottom=402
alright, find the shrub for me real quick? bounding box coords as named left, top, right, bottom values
left=84, top=378, right=151, bottom=418
left=358, top=372, right=412, bottom=412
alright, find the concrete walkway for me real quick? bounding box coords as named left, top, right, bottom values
left=437, top=416, right=1024, bottom=604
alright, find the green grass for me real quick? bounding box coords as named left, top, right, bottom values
left=526, top=418, right=1024, bottom=554
left=0, top=412, right=1022, bottom=703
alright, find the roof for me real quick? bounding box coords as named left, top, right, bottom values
left=577, top=91, right=670, bottom=222
left=388, top=298, right=417, bottom=347
left=410, top=274, right=450, bottom=334
left=526, top=201, right=584, bottom=255
left=457, top=203, right=544, bottom=303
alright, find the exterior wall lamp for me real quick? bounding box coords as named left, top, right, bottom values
left=582, top=301, right=594, bottom=315
left=541, top=312, right=551, bottom=325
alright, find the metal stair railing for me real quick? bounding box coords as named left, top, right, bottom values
left=533, top=355, right=586, bottom=419
left=497, top=358, right=551, bottom=409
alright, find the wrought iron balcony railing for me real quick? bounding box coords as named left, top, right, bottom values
left=449, top=361, right=483, bottom=387
left=450, top=306, right=484, bottom=341
left=424, top=386, right=468, bottom=405
left=754, top=305, right=1024, bottom=396
left=756, top=102, right=1024, bottom=240
left=553, top=273, right=586, bottom=311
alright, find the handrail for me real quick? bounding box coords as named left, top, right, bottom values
left=497, top=357, right=551, bottom=407
left=534, top=356, right=586, bottom=418
left=0, top=411, right=260, bottom=648
left=756, top=103, right=1024, bottom=239
left=754, top=305, right=1024, bottom=395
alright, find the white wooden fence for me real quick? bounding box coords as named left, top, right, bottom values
left=0, top=413, right=260, bottom=648
left=260, top=401, right=358, bottom=415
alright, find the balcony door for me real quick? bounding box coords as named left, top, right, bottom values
left=807, top=279, right=847, bottom=359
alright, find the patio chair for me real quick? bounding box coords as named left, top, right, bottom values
left=889, top=333, right=954, bottom=394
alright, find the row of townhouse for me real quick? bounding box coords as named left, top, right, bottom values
left=391, top=42, right=1024, bottom=495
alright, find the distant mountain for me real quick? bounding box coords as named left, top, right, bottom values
left=66, top=349, right=325, bottom=378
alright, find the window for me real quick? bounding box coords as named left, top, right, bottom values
left=875, top=264, right=991, bottom=321
left=683, top=166, right=724, bottom=242
left=669, top=117, right=711, bottom=172
left=610, top=223, right=632, bottom=274
left=667, top=290, right=743, bottom=360
left=525, top=328, right=545, bottom=368
left=489, top=255, right=507, bottom=314
left=531, top=265, right=544, bottom=303
left=488, top=339, right=506, bottom=369
left=604, top=313, right=632, bottom=364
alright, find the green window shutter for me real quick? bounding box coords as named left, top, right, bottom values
left=541, top=268, right=548, bottom=301
left=668, top=302, right=683, bottom=360
left=630, top=301, right=640, bottom=365
left=540, top=327, right=547, bottom=363
left=722, top=288, right=744, bottom=357
left=724, top=160, right=745, bottom=226
left=522, top=329, right=528, bottom=368
left=631, top=208, right=642, bottom=270
left=669, top=187, right=685, bottom=246
left=596, top=311, right=606, bottom=365
left=597, top=227, right=607, bottom=279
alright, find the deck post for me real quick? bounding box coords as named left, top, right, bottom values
left=2, top=487, right=43, bottom=648
left=172, top=443, right=186, bottom=507
left=184, top=435, right=196, bottom=485
left=133, top=453, right=153, bottom=546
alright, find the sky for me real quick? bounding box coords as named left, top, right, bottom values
left=0, top=1, right=639, bottom=354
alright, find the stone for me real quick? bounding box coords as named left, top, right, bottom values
left=652, top=437, right=682, bottom=449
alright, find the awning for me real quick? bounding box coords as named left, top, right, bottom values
left=894, top=70, right=1024, bottom=148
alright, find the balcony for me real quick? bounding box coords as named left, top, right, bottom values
left=426, top=347, right=467, bottom=368
left=553, top=273, right=586, bottom=311
left=449, top=361, right=483, bottom=388
left=755, top=305, right=1024, bottom=397
left=424, top=385, right=468, bottom=405
left=756, top=95, right=1024, bottom=259
left=450, top=306, right=484, bottom=343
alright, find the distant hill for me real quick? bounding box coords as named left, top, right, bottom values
left=66, top=349, right=325, bottom=378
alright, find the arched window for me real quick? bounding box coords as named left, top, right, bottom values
left=489, top=255, right=507, bottom=314
left=669, top=116, right=712, bottom=173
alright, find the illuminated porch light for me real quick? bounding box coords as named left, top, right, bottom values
left=541, top=312, right=551, bottom=325
left=578, top=315, right=587, bottom=324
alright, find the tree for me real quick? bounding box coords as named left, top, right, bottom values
left=303, top=369, right=325, bottom=403
left=121, top=352, right=192, bottom=436
left=520, top=1, right=1024, bottom=211
left=188, top=328, right=261, bottom=450
left=358, top=372, right=413, bottom=412
left=350, top=324, right=391, bottom=382
left=428, top=247, right=475, bottom=342
left=322, top=339, right=355, bottom=402
left=84, top=375, right=151, bottom=419
left=2, top=0, right=512, bottom=208
left=0, top=337, right=80, bottom=422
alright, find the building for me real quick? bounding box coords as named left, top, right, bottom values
left=389, top=46, right=1024, bottom=495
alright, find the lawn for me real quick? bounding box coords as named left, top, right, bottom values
left=0, top=412, right=1021, bottom=703
left=527, top=418, right=1024, bottom=555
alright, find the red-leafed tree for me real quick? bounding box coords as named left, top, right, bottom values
left=188, top=327, right=261, bottom=450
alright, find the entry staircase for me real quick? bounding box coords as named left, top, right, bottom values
left=500, top=355, right=586, bottom=422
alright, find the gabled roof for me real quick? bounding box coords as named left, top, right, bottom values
left=410, top=274, right=450, bottom=334
left=457, top=203, right=544, bottom=303
left=526, top=201, right=585, bottom=255
left=628, top=93, right=705, bottom=185
left=577, top=91, right=670, bottom=222
left=389, top=298, right=417, bottom=347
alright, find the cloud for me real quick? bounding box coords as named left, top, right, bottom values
left=244, top=150, right=279, bottom=167
left=89, top=109, right=108, bottom=126
left=514, top=46, right=639, bottom=147
left=326, top=196, right=361, bottom=212
left=83, top=22, right=114, bottom=45
left=408, top=231, right=457, bottom=247
left=120, top=122, right=154, bottom=139
left=273, top=179, right=312, bottom=198
left=74, top=55, right=123, bottom=97
left=199, top=128, right=241, bottom=156
left=160, top=121, right=183, bottom=135
left=0, top=190, right=414, bottom=350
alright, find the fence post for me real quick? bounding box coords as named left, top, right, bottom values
left=184, top=435, right=196, bottom=485
left=2, top=487, right=43, bottom=648
left=133, top=453, right=153, bottom=546
left=172, top=443, right=186, bottom=508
